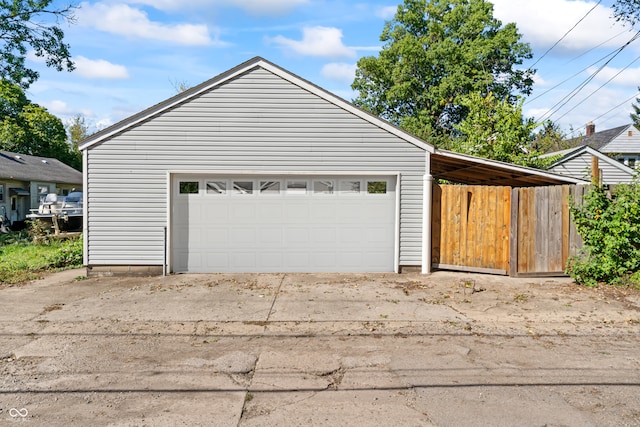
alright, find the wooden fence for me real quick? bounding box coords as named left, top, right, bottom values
left=432, top=184, right=587, bottom=277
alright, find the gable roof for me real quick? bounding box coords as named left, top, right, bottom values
left=80, top=56, right=434, bottom=153
left=0, top=151, right=82, bottom=184
left=547, top=145, right=636, bottom=176
left=568, top=124, right=631, bottom=150
left=79, top=57, right=586, bottom=187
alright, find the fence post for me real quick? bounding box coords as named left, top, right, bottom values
left=509, top=187, right=519, bottom=277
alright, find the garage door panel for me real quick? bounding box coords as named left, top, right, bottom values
left=257, top=252, right=282, bottom=269
left=205, top=252, right=229, bottom=269
left=172, top=175, right=396, bottom=273
left=258, top=227, right=284, bottom=245
left=257, top=202, right=284, bottom=219
left=230, top=252, right=256, bottom=269
left=284, top=228, right=310, bottom=245
left=230, top=228, right=256, bottom=245
left=231, top=203, right=256, bottom=220
left=206, top=228, right=228, bottom=245
left=310, top=228, right=336, bottom=244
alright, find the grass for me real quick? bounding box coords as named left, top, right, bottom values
left=0, top=231, right=83, bottom=285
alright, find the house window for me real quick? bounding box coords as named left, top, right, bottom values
left=206, top=181, right=226, bottom=194
left=313, top=180, right=334, bottom=194
left=233, top=181, right=253, bottom=194
left=260, top=181, right=280, bottom=194
left=0, top=184, right=3, bottom=202
left=286, top=180, right=307, bottom=194
left=367, top=181, right=387, bottom=194
left=340, top=180, right=361, bottom=193
left=179, top=181, right=199, bottom=194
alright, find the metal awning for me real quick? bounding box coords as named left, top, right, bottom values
left=431, top=150, right=588, bottom=187
left=9, top=188, right=30, bottom=196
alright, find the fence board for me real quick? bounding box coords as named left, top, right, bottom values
left=431, top=183, right=585, bottom=277
left=431, top=184, right=511, bottom=275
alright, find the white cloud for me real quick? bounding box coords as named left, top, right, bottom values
left=269, top=26, right=356, bottom=59
left=42, top=100, right=75, bottom=115
left=376, top=6, right=397, bottom=20
left=77, top=2, right=217, bottom=46
left=321, top=62, right=357, bottom=83
left=74, top=56, right=129, bottom=79
left=588, top=65, right=640, bottom=87
left=492, top=0, right=630, bottom=51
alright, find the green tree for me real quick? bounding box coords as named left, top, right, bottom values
left=0, top=80, right=79, bottom=169
left=612, top=0, right=640, bottom=26
left=66, top=113, right=90, bottom=147
left=0, top=0, right=75, bottom=88
left=448, top=92, right=548, bottom=167
left=532, top=120, right=573, bottom=153
left=352, top=0, right=534, bottom=141
left=631, top=89, right=640, bottom=129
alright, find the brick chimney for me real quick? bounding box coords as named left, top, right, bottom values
left=586, top=121, right=595, bottom=136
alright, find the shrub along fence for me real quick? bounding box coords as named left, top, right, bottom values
left=431, top=183, right=587, bottom=277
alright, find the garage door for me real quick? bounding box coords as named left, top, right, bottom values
left=171, top=174, right=397, bottom=273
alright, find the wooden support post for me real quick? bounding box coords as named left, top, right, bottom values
left=591, top=156, right=600, bottom=185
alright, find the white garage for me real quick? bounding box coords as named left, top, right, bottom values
left=81, top=57, right=582, bottom=276
left=171, top=174, right=397, bottom=272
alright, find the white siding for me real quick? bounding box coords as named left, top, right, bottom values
left=86, top=67, right=426, bottom=267
left=600, top=125, right=640, bottom=154
left=549, top=151, right=634, bottom=184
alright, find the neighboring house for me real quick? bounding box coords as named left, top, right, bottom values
left=544, top=123, right=640, bottom=184
left=545, top=145, right=636, bottom=184
left=0, top=151, right=82, bottom=224
left=80, top=57, right=583, bottom=276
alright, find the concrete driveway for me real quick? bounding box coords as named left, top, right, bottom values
left=1, top=270, right=640, bottom=426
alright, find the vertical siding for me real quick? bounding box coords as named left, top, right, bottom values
left=87, top=67, right=426, bottom=267
left=549, top=152, right=634, bottom=184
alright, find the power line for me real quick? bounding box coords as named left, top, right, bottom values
left=538, top=31, right=640, bottom=122
left=588, top=90, right=640, bottom=125
left=564, top=30, right=629, bottom=65
left=529, top=0, right=602, bottom=69
left=525, top=48, right=618, bottom=105
left=554, top=53, right=640, bottom=122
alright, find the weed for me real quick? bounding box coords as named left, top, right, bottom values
left=513, top=293, right=529, bottom=303
left=0, top=233, right=83, bottom=284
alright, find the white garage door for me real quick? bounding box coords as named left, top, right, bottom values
left=171, top=174, right=397, bottom=273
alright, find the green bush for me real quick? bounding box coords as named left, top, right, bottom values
left=568, top=182, right=640, bottom=287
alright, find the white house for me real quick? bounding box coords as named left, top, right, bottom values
left=80, top=57, right=583, bottom=276
left=546, top=145, right=636, bottom=184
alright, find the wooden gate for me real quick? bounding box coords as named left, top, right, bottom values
left=431, top=184, right=512, bottom=275
left=512, top=185, right=585, bottom=276
left=431, top=184, right=586, bottom=276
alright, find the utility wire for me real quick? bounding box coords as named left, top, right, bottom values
left=587, top=90, right=640, bottom=125
left=529, top=0, right=602, bottom=69
left=525, top=48, right=618, bottom=105
left=554, top=53, right=640, bottom=122
left=538, top=31, right=640, bottom=122
left=564, top=30, right=629, bottom=65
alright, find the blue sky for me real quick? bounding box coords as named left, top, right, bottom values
left=27, top=0, right=640, bottom=138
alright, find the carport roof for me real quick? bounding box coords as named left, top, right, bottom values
left=431, top=149, right=587, bottom=187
